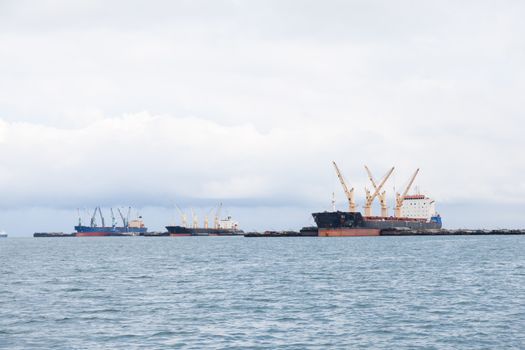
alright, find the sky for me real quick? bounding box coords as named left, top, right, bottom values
left=1, top=0, right=524, bottom=236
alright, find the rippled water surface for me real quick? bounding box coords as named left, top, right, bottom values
left=1, top=236, right=524, bottom=349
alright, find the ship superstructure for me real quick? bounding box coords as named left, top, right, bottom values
left=314, top=163, right=442, bottom=236
left=400, top=194, right=437, bottom=219
left=74, top=207, right=147, bottom=236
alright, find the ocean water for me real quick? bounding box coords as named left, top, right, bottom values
left=1, top=236, right=524, bottom=349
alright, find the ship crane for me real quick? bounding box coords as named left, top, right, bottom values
left=363, top=166, right=394, bottom=217
left=110, top=208, right=117, bottom=228
left=117, top=207, right=128, bottom=227
left=191, top=208, right=198, bottom=229
left=97, top=206, right=105, bottom=227
left=364, top=165, right=390, bottom=217
left=175, top=205, right=187, bottom=227
left=395, top=168, right=420, bottom=217
left=214, top=202, right=223, bottom=229
left=204, top=208, right=214, bottom=229
left=90, top=207, right=98, bottom=227
left=77, top=208, right=82, bottom=226
left=332, top=161, right=356, bottom=212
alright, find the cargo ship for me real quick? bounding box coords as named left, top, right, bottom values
left=0, top=231, right=7, bottom=238
left=166, top=216, right=243, bottom=236
left=315, top=163, right=442, bottom=236
left=166, top=204, right=243, bottom=236
left=313, top=210, right=442, bottom=236
left=74, top=207, right=147, bottom=237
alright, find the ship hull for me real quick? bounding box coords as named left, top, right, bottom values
left=166, top=226, right=244, bottom=236
left=74, top=225, right=147, bottom=236
left=319, top=228, right=381, bottom=237
left=312, top=211, right=442, bottom=236
left=75, top=231, right=118, bottom=237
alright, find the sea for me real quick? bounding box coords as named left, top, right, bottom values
left=1, top=236, right=524, bottom=349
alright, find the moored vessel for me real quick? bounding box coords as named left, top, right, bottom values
left=34, top=232, right=74, bottom=237
left=314, top=162, right=442, bottom=236
left=167, top=204, right=243, bottom=236
left=74, top=207, right=147, bottom=237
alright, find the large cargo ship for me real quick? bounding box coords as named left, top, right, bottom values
left=313, top=210, right=442, bottom=237
left=315, top=163, right=442, bottom=236
left=74, top=207, right=147, bottom=237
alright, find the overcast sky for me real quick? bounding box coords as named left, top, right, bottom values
left=1, top=0, right=524, bottom=235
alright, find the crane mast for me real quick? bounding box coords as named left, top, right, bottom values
left=363, top=166, right=394, bottom=217
left=97, top=207, right=105, bottom=227
left=126, top=207, right=131, bottom=227
left=191, top=208, right=198, bottom=229
left=110, top=208, right=117, bottom=228
left=214, top=203, right=223, bottom=229
left=175, top=205, right=187, bottom=227
left=332, top=161, right=356, bottom=212
left=77, top=208, right=82, bottom=226
left=117, top=208, right=128, bottom=227
left=204, top=208, right=213, bottom=229
left=364, top=165, right=390, bottom=217
left=395, top=168, right=420, bottom=217
left=90, top=207, right=98, bottom=227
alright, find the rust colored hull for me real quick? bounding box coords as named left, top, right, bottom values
left=319, top=228, right=380, bottom=237
left=75, top=232, right=113, bottom=237
left=170, top=233, right=193, bottom=237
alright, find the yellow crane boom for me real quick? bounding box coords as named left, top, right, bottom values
left=175, top=205, right=187, bottom=227
left=364, top=166, right=394, bottom=216
left=191, top=208, right=198, bottom=228
left=332, top=161, right=356, bottom=212
left=214, top=202, right=223, bottom=229
left=395, top=168, right=420, bottom=217
left=364, top=165, right=389, bottom=217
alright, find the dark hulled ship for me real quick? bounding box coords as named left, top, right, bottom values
left=166, top=215, right=243, bottom=236
left=312, top=211, right=442, bottom=236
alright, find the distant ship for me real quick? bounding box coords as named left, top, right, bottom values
left=314, top=163, right=442, bottom=236
left=34, top=232, right=74, bottom=238
left=74, top=207, right=147, bottom=237
left=0, top=231, right=7, bottom=238
left=166, top=204, right=243, bottom=236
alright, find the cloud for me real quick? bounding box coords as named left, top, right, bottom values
left=0, top=112, right=524, bottom=211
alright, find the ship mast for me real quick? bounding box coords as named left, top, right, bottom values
left=77, top=208, right=82, bottom=226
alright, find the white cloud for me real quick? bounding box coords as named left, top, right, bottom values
left=0, top=112, right=523, bottom=209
